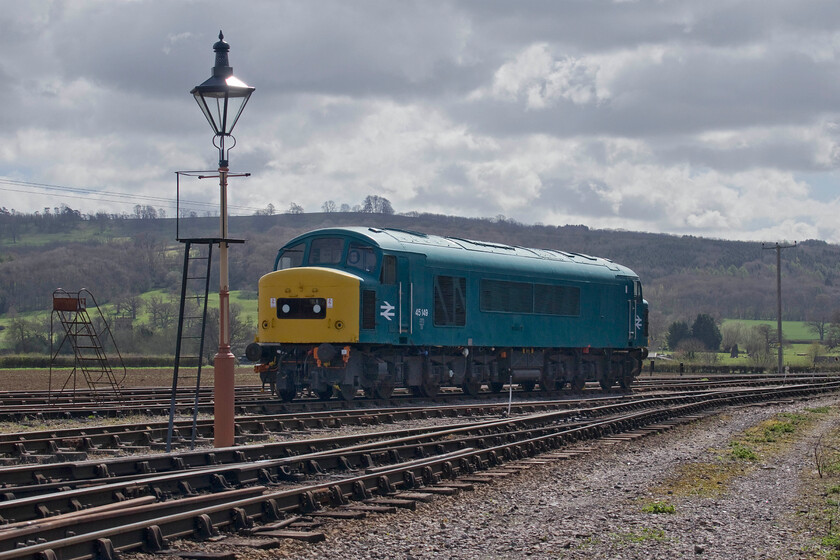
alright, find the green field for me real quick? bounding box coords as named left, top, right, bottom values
left=0, top=305, right=831, bottom=359
left=0, top=290, right=259, bottom=353
left=721, top=319, right=818, bottom=341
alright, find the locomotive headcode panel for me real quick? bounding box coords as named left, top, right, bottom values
left=246, top=227, right=649, bottom=401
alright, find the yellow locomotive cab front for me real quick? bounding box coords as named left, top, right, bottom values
left=255, top=267, right=361, bottom=344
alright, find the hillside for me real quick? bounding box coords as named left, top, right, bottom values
left=2, top=211, right=839, bottom=348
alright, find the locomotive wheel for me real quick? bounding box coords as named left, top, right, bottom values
left=314, top=386, right=334, bottom=400
left=411, top=376, right=440, bottom=398
left=570, top=376, right=586, bottom=393
left=489, top=382, right=505, bottom=393
left=276, top=375, right=296, bottom=402
left=338, top=384, right=357, bottom=401
left=461, top=378, right=481, bottom=396
left=539, top=373, right=557, bottom=391
left=599, top=377, right=613, bottom=392
left=520, top=381, right=536, bottom=392
left=372, top=380, right=395, bottom=399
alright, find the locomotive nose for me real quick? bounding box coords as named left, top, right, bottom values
left=255, top=266, right=361, bottom=344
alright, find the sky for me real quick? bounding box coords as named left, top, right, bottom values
left=1, top=1, right=840, bottom=243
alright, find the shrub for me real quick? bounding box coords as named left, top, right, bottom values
left=642, top=502, right=675, bottom=514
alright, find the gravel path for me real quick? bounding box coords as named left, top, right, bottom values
left=217, top=395, right=838, bottom=560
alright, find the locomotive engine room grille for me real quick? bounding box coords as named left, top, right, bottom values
left=276, top=298, right=327, bottom=319
left=362, top=290, right=377, bottom=330
left=480, top=279, right=581, bottom=316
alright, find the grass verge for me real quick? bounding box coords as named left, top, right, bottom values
left=794, top=407, right=840, bottom=558
left=653, top=408, right=824, bottom=500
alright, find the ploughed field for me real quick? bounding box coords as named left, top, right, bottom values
left=0, top=367, right=263, bottom=392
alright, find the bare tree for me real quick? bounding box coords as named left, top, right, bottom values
left=146, top=295, right=177, bottom=330
left=203, top=304, right=251, bottom=362
left=361, top=195, right=394, bottom=214
left=286, top=202, right=304, bottom=214
left=807, top=318, right=831, bottom=342
left=4, top=313, right=49, bottom=353
left=321, top=200, right=337, bottom=213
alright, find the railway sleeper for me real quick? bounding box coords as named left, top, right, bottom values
left=304, top=460, right=323, bottom=475
left=257, top=468, right=276, bottom=484
left=194, top=513, right=220, bottom=541
left=178, top=481, right=197, bottom=496
left=403, top=470, right=418, bottom=489
left=421, top=465, right=439, bottom=486
left=142, top=524, right=170, bottom=554
left=210, top=474, right=233, bottom=492
left=363, top=497, right=417, bottom=510
left=328, top=485, right=349, bottom=507
left=94, top=538, right=116, bottom=560
left=298, top=491, right=320, bottom=514
left=261, top=499, right=282, bottom=522
left=352, top=480, right=372, bottom=501
left=376, top=475, right=394, bottom=495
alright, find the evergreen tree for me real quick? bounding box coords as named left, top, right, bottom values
left=691, top=313, right=722, bottom=351
left=666, top=321, right=690, bottom=351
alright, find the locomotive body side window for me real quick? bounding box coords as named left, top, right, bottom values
left=380, top=255, right=397, bottom=285
left=277, top=243, right=305, bottom=270
left=346, top=242, right=377, bottom=273
left=633, top=280, right=643, bottom=301
left=434, top=275, right=466, bottom=327
left=308, top=237, right=344, bottom=265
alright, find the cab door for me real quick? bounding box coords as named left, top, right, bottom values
left=377, top=255, right=399, bottom=338
left=628, top=279, right=644, bottom=343
left=397, top=256, right=411, bottom=335
left=378, top=255, right=412, bottom=338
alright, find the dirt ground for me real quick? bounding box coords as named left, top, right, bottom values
left=0, top=367, right=262, bottom=391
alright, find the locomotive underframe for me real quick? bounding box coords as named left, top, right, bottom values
left=249, top=342, right=646, bottom=402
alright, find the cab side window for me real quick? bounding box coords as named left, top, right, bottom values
left=308, top=238, right=344, bottom=265
left=346, top=242, right=377, bottom=273
left=277, top=243, right=305, bottom=270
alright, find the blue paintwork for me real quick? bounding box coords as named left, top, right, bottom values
left=274, top=227, right=648, bottom=351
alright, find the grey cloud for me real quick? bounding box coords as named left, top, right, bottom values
left=654, top=137, right=833, bottom=173
left=2, top=1, right=840, bottom=243
left=536, top=178, right=620, bottom=219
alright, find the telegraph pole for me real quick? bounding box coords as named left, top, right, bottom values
left=762, top=241, right=796, bottom=375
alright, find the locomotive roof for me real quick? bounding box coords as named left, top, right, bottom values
left=284, top=226, right=639, bottom=281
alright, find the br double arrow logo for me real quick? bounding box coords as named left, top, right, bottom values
left=380, top=301, right=395, bottom=321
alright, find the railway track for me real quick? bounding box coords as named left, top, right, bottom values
left=0, top=395, right=626, bottom=464
left=0, top=374, right=827, bottom=463
left=0, top=373, right=826, bottom=421
left=0, top=380, right=837, bottom=560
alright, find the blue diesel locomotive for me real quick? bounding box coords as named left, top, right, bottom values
left=245, top=227, right=649, bottom=401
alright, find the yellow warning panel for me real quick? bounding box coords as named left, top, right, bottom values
left=256, top=267, right=360, bottom=343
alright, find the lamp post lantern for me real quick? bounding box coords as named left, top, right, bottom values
left=192, top=31, right=254, bottom=447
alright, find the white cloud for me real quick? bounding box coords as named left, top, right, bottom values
left=1, top=1, right=840, bottom=244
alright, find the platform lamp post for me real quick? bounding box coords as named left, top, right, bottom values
left=191, top=31, right=254, bottom=447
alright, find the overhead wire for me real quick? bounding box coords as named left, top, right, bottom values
left=0, top=177, right=265, bottom=214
